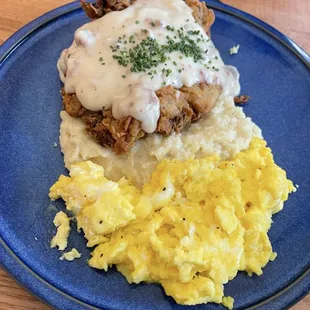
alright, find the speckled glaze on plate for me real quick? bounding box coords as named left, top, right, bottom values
left=0, top=1, right=309, bottom=309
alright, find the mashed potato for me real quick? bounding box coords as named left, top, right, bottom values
left=60, top=96, right=261, bottom=187
left=50, top=138, right=295, bottom=307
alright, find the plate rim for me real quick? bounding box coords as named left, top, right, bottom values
left=0, top=1, right=309, bottom=309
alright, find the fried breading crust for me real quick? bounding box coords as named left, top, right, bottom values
left=62, top=83, right=222, bottom=154
left=234, top=95, right=251, bottom=105
left=185, top=0, right=215, bottom=35
left=81, top=0, right=130, bottom=19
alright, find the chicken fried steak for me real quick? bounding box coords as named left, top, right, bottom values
left=60, top=0, right=226, bottom=154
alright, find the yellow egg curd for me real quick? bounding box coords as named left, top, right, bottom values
left=49, top=138, right=295, bottom=308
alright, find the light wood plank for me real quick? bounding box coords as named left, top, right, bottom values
left=223, top=0, right=310, bottom=52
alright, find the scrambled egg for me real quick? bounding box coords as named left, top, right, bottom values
left=49, top=138, right=295, bottom=307
left=50, top=211, right=70, bottom=251
left=60, top=248, right=81, bottom=261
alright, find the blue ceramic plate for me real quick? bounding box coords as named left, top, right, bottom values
left=0, top=1, right=309, bottom=309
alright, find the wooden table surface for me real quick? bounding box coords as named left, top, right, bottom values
left=0, top=0, right=309, bottom=309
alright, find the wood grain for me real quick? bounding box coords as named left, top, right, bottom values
left=223, top=0, right=310, bottom=53
left=0, top=269, right=50, bottom=310
left=0, top=0, right=309, bottom=309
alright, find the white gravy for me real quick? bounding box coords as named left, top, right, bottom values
left=58, top=0, right=240, bottom=133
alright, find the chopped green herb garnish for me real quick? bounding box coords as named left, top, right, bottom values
left=111, top=26, right=206, bottom=76
left=135, top=20, right=140, bottom=24
left=166, top=69, right=172, bottom=77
